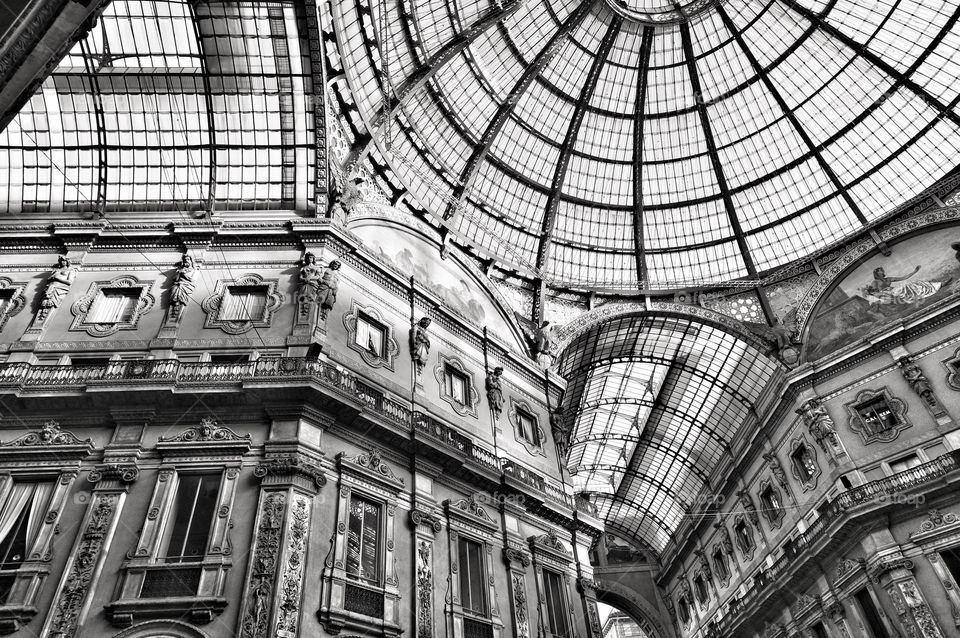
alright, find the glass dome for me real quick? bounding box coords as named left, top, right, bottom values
left=333, top=0, right=960, bottom=289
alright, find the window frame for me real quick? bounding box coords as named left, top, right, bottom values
left=789, top=434, right=821, bottom=492
left=528, top=530, right=574, bottom=638
left=342, top=302, right=400, bottom=370
left=758, top=478, right=785, bottom=529
left=509, top=398, right=546, bottom=457
left=444, top=497, right=501, bottom=636
left=541, top=567, right=572, bottom=637
left=845, top=388, right=911, bottom=445
left=434, top=354, right=479, bottom=418
left=201, top=273, right=283, bottom=335
left=319, top=449, right=404, bottom=637
left=0, top=278, right=27, bottom=333
left=733, top=516, right=755, bottom=561
left=711, top=545, right=729, bottom=585
left=70, top=276, right=155, bottom=337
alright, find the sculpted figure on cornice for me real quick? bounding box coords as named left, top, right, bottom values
left=762, top=451, right=789, bottom=492
left=37, top=256, right=77, bottom=321
left=485, top=367, right=504, bottom=421
left=410, top=317, right=431, bottom=380
left=169, top=254, right=197, bottom=318
left=796, top=398, right=839, bottom=452
left=898, top=357, right=945, bottom=415
left=550, top=406, right=571, bottom=458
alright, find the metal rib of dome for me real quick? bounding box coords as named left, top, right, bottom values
left=335, top=0, right=960, bottom=289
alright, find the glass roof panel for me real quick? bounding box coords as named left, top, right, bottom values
left=324, top=0, right=960, bottom=288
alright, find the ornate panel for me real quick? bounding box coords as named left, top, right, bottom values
left=201, top=273, right=284, bottom=335
left=69, top=275, right=156, bottom=337
left=845, top=388, right=911, bottom=445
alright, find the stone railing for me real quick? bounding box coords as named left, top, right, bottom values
left=0, top=359, right=594, bottom=521
left=711, top=450, right=960, bottom=633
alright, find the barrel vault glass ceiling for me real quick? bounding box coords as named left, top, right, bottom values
left=331, top=0, right=960, bottom=289
left=558, top=314, right=782, bottom=556
left=1, top=0, right=323, bottom=216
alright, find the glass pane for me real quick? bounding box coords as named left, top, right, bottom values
left=347, top=495, right=381, bottom=582
left=166, top=473, right=221, bottom=562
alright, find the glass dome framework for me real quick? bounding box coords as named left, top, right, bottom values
left=334, top=0, right=960, bottom=290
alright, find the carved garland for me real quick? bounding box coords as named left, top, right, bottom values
left=70, top=276, right=156, bottom=337
left=0, top=420, right=90, bottom=447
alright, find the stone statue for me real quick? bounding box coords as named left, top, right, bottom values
left=37, top=256, right=77, bottom=320
left=169, top=255, right=196, bottom=317
left=762, top=451, right=789, bottom=491
left=898, top=357, right=940, bottom=410
left=297, top=252, right=323, bottom=305
left=410, top=317, right=431, bottom=379
left=534, top=321, right=556, bottom=368
left=331, top=176, right=364, bottom=222
left=796, top=397, right=838, bottom=452
left=315, top=260, right=341, bottom=321
left=551, top=405, right=571, bottom=457
left=485, top=366, right=504, bottom=420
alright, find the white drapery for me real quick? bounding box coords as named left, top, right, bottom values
left=0, top=482, right=53, bottom=558
left=88, top=290, right=137, bottom=323
left=222, top=287, right=267, bottom=321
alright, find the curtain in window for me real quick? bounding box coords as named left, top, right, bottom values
left=223, top=288, right=267, bottom=321
left=346, top=496, right=381, bottom=582
left=88, top=291, right=136, bottom=323
left=355, top=318, right=383, bottom=356
left=0, top=484, right=33, bottom=549
left=26, top=482, right=53, bottom=554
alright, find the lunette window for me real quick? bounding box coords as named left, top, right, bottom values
left=165, top=473, right=221, bottom=563
left=346, top=494, right=382, bottom=583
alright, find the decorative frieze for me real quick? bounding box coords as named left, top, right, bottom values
left=239, top=492, right=287, bottom=638
left=416, top=540, right=433, bottom=638
left=156, top=417, right=252, bottom=457
left=275, top=495, right=311, bottom=637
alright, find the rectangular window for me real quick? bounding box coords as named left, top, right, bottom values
left=346, top=495, right=382, bottom=583
left=0, top=482, right=53, bottom=571
left=165, top=474, right=221, bottom=563
left=889, top=454, right=921, bottom=474
left=458, top=537, right=488, bottom=616
left=810, top=623, right=829, bottom=638
left=445, top=365, right=469, bottom=406
left=543, top=569, right=570, bottom=637
left=0, top=290, right=13, bottom=317
left=712, top=549, right=728, bottom=581
left=88, top=288, right=140, bottom=324
left=855, top=588, right=891, bottom=638
left=517, top=409, right=540, bottom=446
left=791, top=445, right=816, bottom=482
left=222, top=286, right=268, bottom=321
left=856, top=398, right=897, bottom=434
left=760, top=486, right=781, bottom=512
left=940, top=546, right=960, bottom=586
left=355, top=313, right=386, bottom=357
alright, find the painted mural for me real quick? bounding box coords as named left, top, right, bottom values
left=352, top=223, right=522, bottom=350
left=804, top=228, right=960, bottom=361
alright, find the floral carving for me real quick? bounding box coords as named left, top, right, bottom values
left=254, top=455, right=327, bottom=488
left=239, top=493, right=286, bottom=638
left=409, top=509, right=442, bottom=534
left=916, top=508, right=959, bottom=534
left=416, top=541, right=433, bottom=638
left=276, top=496, right=310, bottom=636
left=48, top=494, right=117, bottom=637
left=87, top=464, right=139, bottom=484
left=513, top=573, right=529, bottom=638
left=503, top=547, right=532, bottom=567
left=340, top=449, right=403, bottom=486
left=0, top=420, right=91, bottom=447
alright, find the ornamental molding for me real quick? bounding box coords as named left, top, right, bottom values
left=342, top=300, right=400, bottom=370
left=87, top=463, right=139, bottom=484
left=758, top=478, right=785, bottom=529
left=912, top=509, right=960, bottom=538
left=444, top=496, right=498, bottom=532
left=201, top=273, right=284, bottom=335
left=0, top=420, right=91, bottom=448
left=790, top=592, right=820, bottom=618
left=336, top=448, right=404, bottom=491
left=157, top=417, right=252, bottom=457
left=238, top=492, right=286, bottom=638
left=503, top=547, right=532, bottom=568
left=844, top=387, right=911, bottom=445
left=528, top=529, right=571, bottom=566
left=275, top=495, right=310, bottom=636
left=0, top=277, right=27, bottom=331
left=834, top=557, right=867, bottom=585
left=254, top=455, right=327, bottom=490
left=868, top=557, right=914, bottom=584
left=409, top=508, right=442, bottom=534
left=69, top=275, right=156, bottom=337
left=795, top=207, right=960, bottom=339
left=942, top=346, right=960, bottom=391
